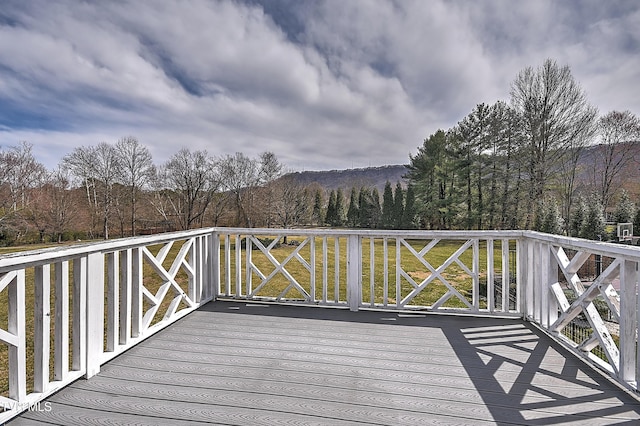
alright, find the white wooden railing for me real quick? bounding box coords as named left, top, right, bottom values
left=1, top=227, right=639, bottom=421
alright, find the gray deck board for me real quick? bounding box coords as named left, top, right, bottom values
left=9, top=301, right=640, bottom=425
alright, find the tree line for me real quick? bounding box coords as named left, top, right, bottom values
left=0, top=138, right=416, bottom=246
left=405, top=59, right=640, bottom=240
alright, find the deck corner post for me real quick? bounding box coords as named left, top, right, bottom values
left=347, top=234, right=362, bottom=311
left=619, top=259, right=638, bottom=384
left=85, top=252, right=105, bottom=379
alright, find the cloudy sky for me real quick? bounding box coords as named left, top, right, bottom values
left=0, top=0, right=638, bottom=171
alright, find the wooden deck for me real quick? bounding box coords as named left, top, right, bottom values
left=9, top=301, right=640, bottom=425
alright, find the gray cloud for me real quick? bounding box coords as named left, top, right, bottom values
left=0, top=0, right=638, bottom=171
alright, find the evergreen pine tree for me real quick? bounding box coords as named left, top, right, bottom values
left=533, top=201, right=545, bottom=232
left=614, top=190, right=635, bottom=224
left=325, top=190, right=336, bottom=226
left=581, top=196, right=606, bottom=240
left=334, top=188, right=346, bottom=226
left=402, top=185, right=417, bottom=229
left=381, top=181, right=394, bottom=229
left=393, top=182, right=404, bottom=229
left=357, top=187, right=368, bottom=227
left=570, top=196, right=586, bottom=237
left=370, top=187, right=382, bottom=228
left=541, top=198, right=563, bottom=235
left=312, top=190, right=323, bottom=225
left=347, top=187, right=359, bottom=227
left=634, top=208, right=640, bottom=237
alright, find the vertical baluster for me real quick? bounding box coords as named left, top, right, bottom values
left=395, top=238, right=401, bottom=309
left=487, top=239, right=495, bottom=312
left=34, top=265, right=51, bottom=393
left=106, top=252, right=118, bottom=352
left=310, top=236, right=316, bottom=302
left=246, top=236, right=252, bottom=297
left=72, top=256, right=86, bottom=373
left=119, top=249, right=132, bottom=345
left=188, top=236, right=198, bottom=302
left=526, top=239, right=536, bottom=320
left=472, top=239, right=480, bottom=311
left=54, top=261, right=69, bottom=381
left=383, top=238, right=388, bottom=307
left=517, top=238, right=525, bottom=315
left=370, top=238, right=375, bottom=307
left=131, top=247, right=143, bottom=338
left=235, top=234, right=241, bottom=297
left=224, top=234, right=231, bottom=296
left=8, top=270, right=26, bottom=401
left=502, top=239, right=510, bottom=312
left=334, top=237, right=340, bottom=303
left=322, top=236, right=328, bottom=303
left=541, top=243, right=557, bottom=328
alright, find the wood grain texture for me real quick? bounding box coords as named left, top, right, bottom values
left=9, top=301, right=640, bottom=425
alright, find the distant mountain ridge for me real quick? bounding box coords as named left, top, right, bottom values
left=284, top=142, right=640, bottom=200
left=285, top=165, right=408, bottom=192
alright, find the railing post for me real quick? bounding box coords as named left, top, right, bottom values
left=86, top=252, right=104, bottom=378
left=346, top=234, right=362, bottom=311
left=619, top=259, right=638, bottom=385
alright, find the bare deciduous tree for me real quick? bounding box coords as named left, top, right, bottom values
left=162, top=148, right=219, bottom=230
left=218, top=152, right=260, bottom=227
left=510, top=59, right=597, bottom=227
left=0, top=141, right=48, bottom=240
left=115, top=136, right=154, bottom=236
left=63, top=142, right=120, bottom=239
left=590, top=110, right=640, bottom=210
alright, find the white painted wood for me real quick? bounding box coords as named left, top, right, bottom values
left=487, top=239, right=495, bottom=312
left=501, top=239, right=510, bottom=312
left=400, top=240, right=474, bottom=309
left=369, top=238, right=375, bottom=306
left=310, top=237, right=316, bottom=303
left=245, top=236, right=252, bottom=296
left=472, top=239, right=479, bottom=310
left=334, top=237, right=340, bottom=302
left=224, top=234, right=231, bottom=296
left=119, top=249, right=132, bottom=345
left=34, top=264, right=51, bottom=393
left=54, top=261, right=69, bottom=381
left=346, top=234, right=361, bottom=311
left=383, top=238, right=388, bottom=307
left=235, top=234, right=241, bottom=297
left=619, top=259, right=637, bottom=384
left=72, top=256, right=87, bottom=373
left=516, top=239, right=523, bottom=314
left=545, top=243, right=558, bottom=328
left=395, top=238, right=401, bottom=309
left=131, top=247, right=143, bottom=338
left=322, top=236, right=328, bottom=303
left=8, top=270, right=26, bottom=401
left=106, top=252, right=118, bottom=352
left=86, top=252, right=104, bottom=378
